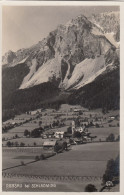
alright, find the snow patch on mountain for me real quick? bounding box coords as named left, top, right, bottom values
left=20, top=58, right=37, bottom=89
left=66, top=56, right=105, bottom=90
left=92, top=26, right=119, bottom=48
left=17, top=57, right=28, bottom=64
left=20, top=56, right=61, bottom=89
left=11, top=57, right=28, bottom=67
left=104, top=32, right=119, bottom=48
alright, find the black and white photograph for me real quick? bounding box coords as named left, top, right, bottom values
left=1, top=2, right=123, bottom=193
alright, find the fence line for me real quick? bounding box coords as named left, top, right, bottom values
left=2, top=172, right=102, bottom=182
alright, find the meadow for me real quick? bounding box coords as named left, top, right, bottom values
left=3, top=142, right=119, bottom=176
left=2, top=147, right=55, bottom=170
left=88, top=127, right=119, bottom=141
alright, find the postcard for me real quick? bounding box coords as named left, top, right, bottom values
left=0, top=1, right=124, bottom=194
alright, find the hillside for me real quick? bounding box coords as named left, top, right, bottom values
left=68, top=68, right=120, bottom=110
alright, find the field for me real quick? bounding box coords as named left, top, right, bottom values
left=2, top=122, right=39, bottom=140
left=88, top=127, right=119, bottom=141
left=2, top=147, right=55, bottom=170
left=3, top=142, right=119, bottom=175
left=2, top=142, right=119, bottom=191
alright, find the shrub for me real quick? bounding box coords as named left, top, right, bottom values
left=6, top=141, right=12, bottom=147
left=20, top=142, right=25, bottom=147
left=15, top=134, right=19, bottom=138
left=21, top=161, right=25, bottom=166
left=35, top=156, right=40, bottom=161
left=96, top=123, right=100, bottom=128
left=85, top=184, right=97, bottom=192
left=73, top=131, right=82, bottom=138
left=14, top=141, right=19, bottom=146
left=40, top=154, right=45, bottom=160
left=24, top=129, right=30, bottom=137
left=116, top=135, right=120, bottom=141
left=106, top=133, right=115, bottom=142
left=102, top=155, right=119, bottom=185
left=67, top=126, right=72, bottom=134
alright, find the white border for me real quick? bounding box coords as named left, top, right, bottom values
left=0, top=1, right=124, bottom=195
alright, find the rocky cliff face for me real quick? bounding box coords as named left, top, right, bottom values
left=89, top=11, right=120, bottom=46
left=2, top=12, right=120, bottom=91
left=2, top=50, right=16, bottom=65
left=89, top=11, right=120, bottom=34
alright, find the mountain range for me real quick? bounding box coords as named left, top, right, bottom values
left=2, top=11, right=120, bottom=121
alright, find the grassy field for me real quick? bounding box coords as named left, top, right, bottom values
left=2, top=122, right=39, bottom=140
left=2, top=137, right=119, bottom=192
left=88, top=127, right=119, bottom=141
left=3, top=137, right=44, bottom=147
left=2, top=147, right=54, bottom=169
left=3, top=114, right=33, bottom=125
left=3, top=142, right=119, bottom=176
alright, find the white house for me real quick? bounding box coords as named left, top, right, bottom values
left=43, top=140, right=57, bottom=148
left=54, top=131, right=65, bottom=138
left=109, top=116, right=115, bottom=120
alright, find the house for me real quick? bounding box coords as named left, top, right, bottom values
left=42, top=134, right=47, bottom=139
left=43, top=140, right=57, bottom=149
left=54, top=131, right=65, bottom=138
left=109, top=116, right=115, bottom=120
left=30, top=109, right=41, bottom=115
left=11, top=122, right=16, bottom=125
left=74, top=108, right=82, bottom=112
left=75, top=127, right=84, bottom=133
left=71, top=138, right=83, bottom=144
left=30, top=110, right=38, bottom=115
left=83, top=136, right=92, bottom=142
left=45, top=132, right=54, bottom=138
left=64, top=133, right=72, bottom=138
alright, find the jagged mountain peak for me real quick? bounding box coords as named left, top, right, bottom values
left=2, top=50, right=16, bottom=65
left=2, top=12, right=119, bottom=92
left=90, top=11, right=120, bottom=34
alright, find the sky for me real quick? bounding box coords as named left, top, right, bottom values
left=2, top=6, right=119, bottom=55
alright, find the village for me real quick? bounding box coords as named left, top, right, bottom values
left=2, top=104, right=119, bottom=191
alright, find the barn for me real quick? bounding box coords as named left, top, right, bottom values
left=43, top=140, right=57, bottom=149
left=54, top=131, right=65, bottom=138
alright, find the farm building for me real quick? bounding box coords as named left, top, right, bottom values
left=54, top=131, right=65, bottom=138
left=43, top=140, right=68, bottom=152
left=43, top=132, right=55, bottom=138
left=30, top=109, right=41, bottom=115
left=109, top=116, right=116, bottom=120
left=75, top=127, right=84, bottom=133
left=70, top=138, right=83, bottom=144
left=43, top=140, right=57, bottom=149
left=74, top=109, right=82, bottom=112
left=64, top=133, right=72, bottom=138
left=83, top=136, right=92, bottom=142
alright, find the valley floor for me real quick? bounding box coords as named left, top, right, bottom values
left=2, top=105, right=120, bottom=192
left=2, top=142, right=119, bottom=192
